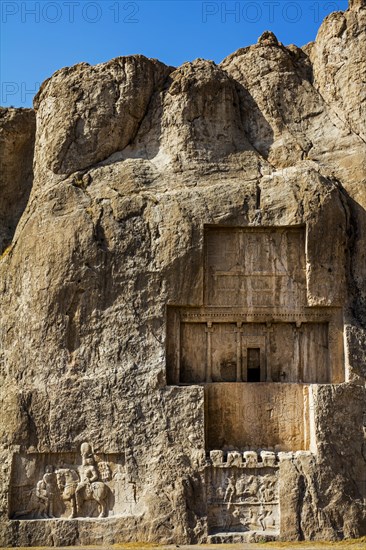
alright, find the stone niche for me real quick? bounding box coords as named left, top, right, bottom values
left=168, top=314, right=343, bottom=385
left=166, top=225, right=345, bottom=452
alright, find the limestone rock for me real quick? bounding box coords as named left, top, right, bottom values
left=258, top=31, right=280, bottom=46
left=0, top=108, right=35, bottom=254
left=310, top=2, right=366, bottom=144
left=33, top=56, right=173, bottom=176
left=0, top=1, right=366, bottom=547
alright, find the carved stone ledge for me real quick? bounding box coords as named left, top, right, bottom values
left=209, top=450, right=280, bottom=469
left=208, top=449, right=315, bottom=469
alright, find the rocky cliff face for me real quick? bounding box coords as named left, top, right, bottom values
left=0, top=108, right=35, bottom=255
left=0, top=1, right=365, bottom=546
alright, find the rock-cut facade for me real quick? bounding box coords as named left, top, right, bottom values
left=0, top=0, right=366, bottom=545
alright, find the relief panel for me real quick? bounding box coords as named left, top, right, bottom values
left=205, top=227, right=306, bottom=309
left=207, top=465, right=279, bottom=535
left=9, top=443, right=140, bottom=520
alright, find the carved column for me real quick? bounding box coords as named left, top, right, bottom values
left=294, top=321, right=302, bottom=382
left=265, top=322, right=273, bottom=381
left=205, top=322, right=214, bottom=382
left=176, top=314, right=181, bottom=384
left=242, top=337, right=248, bottom=382
left=235, top=322, right=243, bottom=381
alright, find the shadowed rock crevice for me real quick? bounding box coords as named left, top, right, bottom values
left=0, top=108, right=35, bottom=255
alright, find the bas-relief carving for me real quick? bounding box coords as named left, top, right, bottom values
left=207, top=465, right=279, bottom=535
left=57, top=442, right=109, bottom=518
left=164, top=226, right=346, bottom=538
left=35, top=465, right=56, bottom=519
left=205, top=227, right=306, bottom=309
left=10, top=443, right=138, bottom=520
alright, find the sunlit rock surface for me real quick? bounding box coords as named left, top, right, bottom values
left=0, top=1, right=365, bottom=546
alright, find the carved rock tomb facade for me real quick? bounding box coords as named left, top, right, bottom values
left=1, top=1, right=366, bottom=546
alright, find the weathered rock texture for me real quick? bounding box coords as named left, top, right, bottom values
left=0, top=108, right=35, bottom=254
left=0, top=1, right=366, bottom=546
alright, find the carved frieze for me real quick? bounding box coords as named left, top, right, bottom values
left=206, top=464, right=279, bottom=535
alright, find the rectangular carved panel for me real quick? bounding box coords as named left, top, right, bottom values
left=205, top=227, right=306, bottom=308
left=180, top=322, right=206, bottom=383
left=205, top=383, right=311, bottom=451
left=9, top=449, right=141, bottom=520
left=206, top=465, right=279, bottom=535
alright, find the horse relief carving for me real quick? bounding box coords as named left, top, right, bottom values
left=43, top=442, right=110, bottom=519
left=11, top=443, right=120, bottom=520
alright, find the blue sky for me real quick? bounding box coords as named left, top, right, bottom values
left=1, top=0, right=348, bottom=108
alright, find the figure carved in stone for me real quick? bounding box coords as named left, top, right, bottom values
left=227, top=451, right=242, bottom=467
left=244, top=451, right=258, bottom=467
left=76, top=442, right=109, bottom=517
left=56, top=468, right=79, bottom=519
left=98, top=461, right=112, bottom=482
left=55, top=443, right=110, bottom=518
left=224, top=476, right=236, bottom=508
left=258, top=477, right=276, bottom=502
left=35, top=466, right=56, bottom=518
left=257, top=507, right=276, bottom=530
left=76, top=443, right=99, bottom=502
left=241, top=475, right=259, bottom=501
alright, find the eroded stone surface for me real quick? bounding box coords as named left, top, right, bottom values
left=0, top=108, right=35, bottom=254
left=1, top=0, right=366, bottom=547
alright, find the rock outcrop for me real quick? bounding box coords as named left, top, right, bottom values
left=0, top=1, right=365, bottom=546
left=0, top=108, right=35, bottom=254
